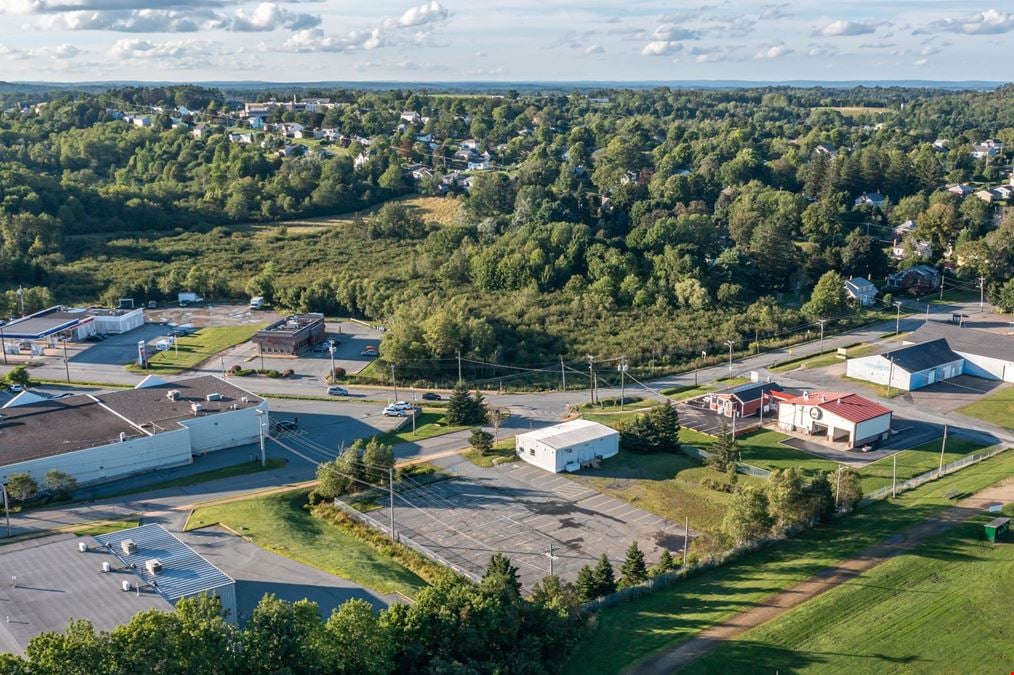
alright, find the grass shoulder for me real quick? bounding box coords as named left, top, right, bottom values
left=463, top=439, right=518, bottom=468
left=128, top=324, right=265, bottom=374
left=956, top=385, right=1013, bottom=430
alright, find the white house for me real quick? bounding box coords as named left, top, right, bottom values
left=514, top=419, right=618, bottom=473
left=775, top=391, right=892, bottom=450
left=844, top=277, right=878, bottom=306
left=971, top=139, right=1003, bottom=160
left=854, top=191, right=885, bottom=208
left=846, top=338, right=964, bottom=392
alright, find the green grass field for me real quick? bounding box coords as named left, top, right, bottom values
left=957, top=385, right=1014, bottom=429
left=662, top=384, right=715, bottom=399
left=856, top=436, right=988, bottom=494
left=562, top=449, right=1014, bottom=674
left=683, top=517, right=1014, bottom=674
left=770, top=343, right=874, bottom=373
left=185, top=489, right=427, bottom=596
left=570, top=448, right=762, bottom=532
left=130, top=325, right=265, bottom=374
left=683, top=429, right=840, bottom=476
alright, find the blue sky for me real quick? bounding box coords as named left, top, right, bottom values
left=0, top=1, right=1011, bottom=81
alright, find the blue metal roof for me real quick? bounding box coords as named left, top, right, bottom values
left=94, top=524, right=233, bottom=601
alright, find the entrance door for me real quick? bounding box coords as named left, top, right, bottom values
left=927, top=370, right=936, bottom=385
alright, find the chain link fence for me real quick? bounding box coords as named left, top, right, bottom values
left=861, top=444, right=1009, bottom=504
left=680, top=444, right=771, bottom=478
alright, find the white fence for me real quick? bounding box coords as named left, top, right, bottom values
left=862, top=444, right=1009, bottom=504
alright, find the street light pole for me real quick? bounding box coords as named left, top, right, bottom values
left=328, top=339, right=336, bottom=382
left=618, top=356, right=628, bottom=410
left=255, top=409, right=266, bottom=467
left=390, top=364, right=398, bottom=400
left=725, top=340, right=734, bottom=371
left=62, top=337, right=70, bottom=383
left=894, top=301, right=903, bottom=335
left=817, top=319, right=826, bottom=355
left=0, top=321, right=7, bottom=366
left=2, top=483, right=9, bottom=538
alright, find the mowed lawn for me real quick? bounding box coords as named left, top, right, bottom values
left=132, top=324, right=264, bottom=374
left=958, top=385, right=1014, bottom=430
left=373, top=410, right=467, bottom=445
left=856, top=436, right=989, bottom=494
left=570, top=449, right=763, bottom=532
left=684, top=428, right=840, bottom=476
left=185, top=489, right=427, bottom=597
left=562, top=449, right=1014, bottom=674
left=683, top=517, right=1014, bottom=674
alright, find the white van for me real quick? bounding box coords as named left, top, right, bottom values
left=249, top=296, right=265, bottom=310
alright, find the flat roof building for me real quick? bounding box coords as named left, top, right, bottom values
left=0, top=525, right=236, bottom=654
left=515, top=419, right=619, bottom=473
left=905, top=321, right=1014, bottom=383
left=1, top=305, right=144, bottom=341
left=0, top=375, right=267, bottom=487
left=253, top=313, right=325, bottom=355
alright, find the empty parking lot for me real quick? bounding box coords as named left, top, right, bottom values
left=364, top=457, right=686, bottom=590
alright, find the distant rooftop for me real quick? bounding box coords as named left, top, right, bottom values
left=94, top=524, right=234, bottom=602
left=256, top=313, right=324, bottom=335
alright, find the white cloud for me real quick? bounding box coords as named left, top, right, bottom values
left=387, top=1, right=448, bottom=28
left=755, top=43, right=791, bottom=59
left=641, top=40, right=682, bottom=56
left=819, top=20, right=879, bottom=37
left=914, top=57, right=927, bottom=66
left=51, top=43, right=82, bottom=58
left=107, top=37, right=225, bottom=68
left=40, top=8, right=213, bottom=31
left=807, top=43, right=839, bottom=57
left=283, top=27, right=383, bottom=53
left=229, top=3, right=319, bottom=32
left=584, top=44, right=604, bottom=55
left=918, top=9, right=1014, bottom=35
left=652, top=24, right=698, bottom=41
left=759, top=3, right=790, bottom=21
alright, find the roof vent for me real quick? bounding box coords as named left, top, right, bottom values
left=145, top=559, right=163, bottom=575
left=241, top=397, right=249, bottom=403
left=206, top=392, right=223, bottom=401
left=802, top=391, right=810, bottom=401
left=119, top=432, right=127, bottom=442
left=78, top=542, right=88, bottom=553
left=191, top=402, right=205, bottom=415
left=121, top=580, right=133, bottom=592
left=102, top=561, right=112, bottom=573
left=166, top=390, right=181, bottom=401
left=120, top=539, right=137, bottom=555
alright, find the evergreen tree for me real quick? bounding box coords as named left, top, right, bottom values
left=834, top=467, right=864, bottom=513
left=592, top=554, right=616, bottom=597
left=648, top=549, right=678, bottom=578
left=482, top=553, right=521, bottom=598
left=468, top=428, right=494, bottom=456
left=361, top=438, right=394, bottom=484
left=618, top=541, right=648, bottom=588
left=446, top=382, right=476, bottom=425
left=767, top=467, right=809, bottom=531
left=575, top=564, right=597, bottom=602
left=708, top=425, right=740, bottom=474
left=723, top=485, right=773, bottom=545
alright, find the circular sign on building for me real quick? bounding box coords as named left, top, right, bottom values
left=809, top=406, right=822, bottom=420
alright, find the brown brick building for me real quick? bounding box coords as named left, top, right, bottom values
left=253, top=313, right=325, bottom=355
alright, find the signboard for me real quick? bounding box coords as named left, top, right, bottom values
left=137, top=340, right=147, bottom=367
left=836, top=347, right=848, bottom=359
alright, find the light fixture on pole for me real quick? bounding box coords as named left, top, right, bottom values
left=255, top=409, right=266, bottom=467
left=696, top=350, right=706, bottom=386
left=894, top=301, right=903, bottom=335
left=724, top=340, right=735, bottom=371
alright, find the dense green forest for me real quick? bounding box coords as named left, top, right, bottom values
left=1, top=85, right=1012, bottom=382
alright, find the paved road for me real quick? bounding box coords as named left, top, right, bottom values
left=626, top=477, right=1014, bottom=675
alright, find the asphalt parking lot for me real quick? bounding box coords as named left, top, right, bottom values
left=903, top=375, right=1004, bottom=413
left=365, top=456, right=686, bottom=591
left=780, top=415, right=943, bottom=466
left=267, top=398, right=406, bottom=461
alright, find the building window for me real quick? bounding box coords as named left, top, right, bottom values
left=529, top=448, right=535, bottom=456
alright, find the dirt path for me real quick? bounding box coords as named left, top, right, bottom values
left=626, top=478, right=1014, bottom=675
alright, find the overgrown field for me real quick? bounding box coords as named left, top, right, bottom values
left=683, top=516, right=1014, bottom=674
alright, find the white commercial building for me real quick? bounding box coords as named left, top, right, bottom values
left=0, top=375, right=267, bottom=487
left=845, top=338, right=964, bottom=392
left=775, top=391, right=893, bottom=450
left=904, top=321, right=1014, bottom=384
left=514, top=419, right=619, bottom=473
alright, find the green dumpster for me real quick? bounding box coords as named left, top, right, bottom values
left=984, top=517, right=1010, bottom=543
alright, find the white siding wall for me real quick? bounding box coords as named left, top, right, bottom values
left=93, top=309, right=144, bottom=334
left=515, top=438, right=558, bottom=472
left=956, top=351, right=1014, bottom=383
left=515, top=434, right=619, bottom=473
left=179, top=402, right=266, bottom=454
left=0, top=427, right=192, bottom=486
left=854, top=414, right=892, bottom=445
left=846, top=355, right=913, bottom=391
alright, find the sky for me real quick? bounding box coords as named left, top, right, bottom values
left=0, top=1, right=1012, bottom=82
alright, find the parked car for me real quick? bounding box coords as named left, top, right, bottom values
left=312, top=343, right=330, bottom=353
left=360, top=347, right=379, bottom=357
left=9, top=384, right=24, bottom=393
left=326, top=386, right=349, bottom=396
left=274, top=420, right=298, bottom=431
left=421, top=392, right=442, bottom=401
left=383, top=405, right=407, bottom=417
left=390, top=401, right=414, bottom=410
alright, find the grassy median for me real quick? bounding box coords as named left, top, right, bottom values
left=128, top=324, right=264, bottom=374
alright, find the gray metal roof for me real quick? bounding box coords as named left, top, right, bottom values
left=883, top=338, right=963, bottom=373
left=94, top=524, right=234, bottom=601
left=907, top=321, right=1014, bottom=363
left=516, top=419, right=617, bottom=450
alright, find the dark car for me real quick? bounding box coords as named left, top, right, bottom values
left=421, top=392, right=442, bottom=401
left=274, top=420, right=298, bottom=431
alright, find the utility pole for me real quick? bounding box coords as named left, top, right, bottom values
left=388, top=467, right=396, bottom=540
left=587, top=354, right=596, bottom=405
left=887, top=356, right=895, bottom=398
left=560, top=356, right=566, bottom=392
left=682, top=516, right=689, bottom=568
left=925, top=304, right=930, bottom=323
left=618, top=356, right=628, bottom=410
left=456, top=350, right=462, bottom=383
left=834, top=466, right=842, bottom=510
left=0, top=322, right=6, bottom=366
left=62, top=337, right=70, bottom=383
left=16, top=286, right=24, bottom=316
left=759, top=392, right=765, bottom=428
left=255, top=409, right=266, bottom=467
left=939, top=424, right=948, bottom=473
left=2, top=483, right=9, bottom=538
left=725, top=340, right=735, bottom=371
left=894, top=301, right=903, bottom=336
left=939, top=274, right=945, bottom=300
left=390, top=364, right=398, bottom=400
left=817, top=319, right=826, bottom=355
left=696, top=350, right=706, bottom=386
left=892, top=453, right=897, bottom=498
left=979, top=276, right=985, bottom=313
left=545, top=543, right=556, bottom=576
left=260, top=343, right=265, bottom=371
left=731, top=411, right=738, bottom=441
left=327, top=339, right=336, bottom=382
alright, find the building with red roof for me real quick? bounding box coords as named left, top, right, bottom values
left=776, top=391, right=892, bottom=450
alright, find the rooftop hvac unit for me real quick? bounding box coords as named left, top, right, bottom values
left=166, top=390, right=181, bottom=401
left=241, top=397, right=249, bottom=403
left=121, top=580, right=132, bottom=592
left=102, top=562, right=112, bottom=573
left=120, top=539, right=137, bottom=555
left=191, top=402, right=205, bottom=415
left=230, top=404, right=238, bottom=410
left=119, top=432, right=127, bottom=443
left=206, top=392, right=223, bottom=401
left=78, top=542, right=88, bottom=553
left=145, top=559, right=163, bottom=575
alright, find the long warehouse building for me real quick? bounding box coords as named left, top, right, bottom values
left=0, top=375, right=268, bottom=486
